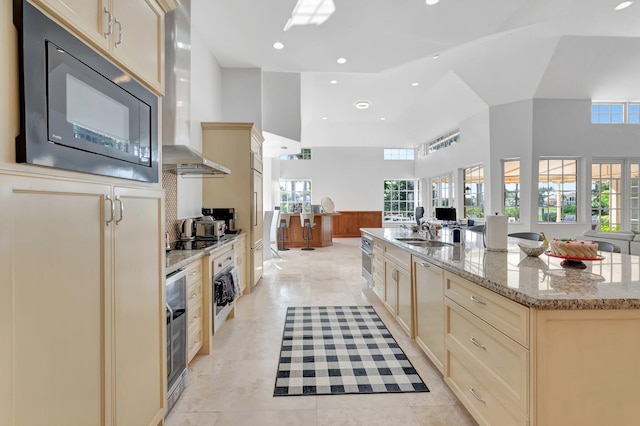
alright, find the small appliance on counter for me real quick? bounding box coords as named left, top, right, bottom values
left=202, top=208, right=240, bottom=234
left=180, top=218, right=196, bottom=241
left=195, top=216, right=227, bottom=239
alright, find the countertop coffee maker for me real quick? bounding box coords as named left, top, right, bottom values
left=201, top=208, right=239, bottom=234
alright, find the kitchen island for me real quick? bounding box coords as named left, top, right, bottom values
left=361, top=227, right=640, bottom=426
left=280, top=213, right=339, bottom=248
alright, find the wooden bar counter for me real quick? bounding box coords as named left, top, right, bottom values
left=282, top=213, right=338, bottom=248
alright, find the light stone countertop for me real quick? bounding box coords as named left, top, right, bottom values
left=361, top=227, right=640, bottom=310
left=165, top=233, right=244, bottom=275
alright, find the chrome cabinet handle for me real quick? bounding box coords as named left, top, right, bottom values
left=254, top=192, right=258, bottom=226
left=189, top=271, right=198, bottom=276
left=166, top=303, right=174, bottom=374
left=469, top=388, right=486, bottom=404
left=115, top=196, right=124, bottom=225
left=114, top=18, right=123, bottom=47
left=420, top=262, right=430, bottom=268
left=103, top=7, right=113, bottom=38
left=189, top=292, right=198, bottom=299
left=105, top=195, right=115, bottom=226
left=470, top=337, right=487, bottom=350
left=470, top=295, right=486, bottom=305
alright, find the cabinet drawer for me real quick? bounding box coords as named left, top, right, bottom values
left=187, top=301, right=203, bottom=332
left=187, top=279, right=203, bottom=307
left=446, top=350, right=528, bottom=426
left=384, top=243, right=411, bottom=271
left=373, top=237, right=384, bottom=252
left=185, top=260, right=203, bottom=288
left=187, top=324, right=203, bottom=363
left=445, top=272, right=529, bottom=347
left=446, top=298, right=529, bottom=414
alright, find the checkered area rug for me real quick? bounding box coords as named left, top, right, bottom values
left=273, top=305, right=429, bottom=396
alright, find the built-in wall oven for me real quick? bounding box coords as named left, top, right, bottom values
left=166, top=269, right=188, bottom=413
left=211, top=248, right=236, bottom=334
left=361, top=235, right=373, bottom=286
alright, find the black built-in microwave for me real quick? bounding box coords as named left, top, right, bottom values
left=13, top=0, right=158, bottom=182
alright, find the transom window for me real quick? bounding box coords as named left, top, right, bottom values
left=280, top=148, right=312, bottom=160
left=279, top=180, right=311, bottom=213
left=384, top=179, right=420, bottom=222
left=538, top=159, right=578, bottom=223
left=591, top=102, right=640, bottom=124
left=503, top=159, right=521, bottom=222
left=463, top=165, right=484, bottom=218
left=384, top=148, right=415, bottom=160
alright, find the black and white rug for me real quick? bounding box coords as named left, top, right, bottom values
left=273, top=305, right=429, bottom=396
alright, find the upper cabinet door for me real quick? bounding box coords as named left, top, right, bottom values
left=110, top=0, right=165, bottom=94
left=32, top=0, right=111, bottom=52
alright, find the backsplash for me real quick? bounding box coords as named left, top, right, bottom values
left=162, top=170, right=180, bottom=242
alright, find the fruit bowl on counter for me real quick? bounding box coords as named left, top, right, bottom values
left=518, top=243, right=548, bottom=257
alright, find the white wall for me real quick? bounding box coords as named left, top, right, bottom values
left=414, top=109, right=491, bottom=217
left=279, top=147, right=414, bottom=211
left=221, top=68, right=263, bottom=129
left=263, top=72, right=301, bottom=141
left=176, top=28, right=224, bottom=218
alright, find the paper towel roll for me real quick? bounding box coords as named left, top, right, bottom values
left=485, top=214, right=508, bottom=251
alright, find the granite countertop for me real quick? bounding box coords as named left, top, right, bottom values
left=361, top=227, right=640, bottom=310
left=165, top=233, right=244, bottom=275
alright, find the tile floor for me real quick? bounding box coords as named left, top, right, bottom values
left=165, top=238, right=477, bottom=426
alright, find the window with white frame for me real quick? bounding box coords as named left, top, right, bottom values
left=591, top=102, right=640, bottom=124
left=280, top=148, right=311, bottom=160
left=590, top=160, right=640, bottom=232
left=538, top=159, right=578, bottom=223
left=384, top=179, right=420, bottom=222
left=384, top=148, right=415, bottom=160
left=279, top=180, right=312, bottom=213
left=631, top=163, right=640, bottom=231
left=591, top=162, right=623, bottom=231
left=430, top=175, right=454, bottom=217
left=463, top=165, right=484, bottom=218
left=503, top=159, right=521, bottom=222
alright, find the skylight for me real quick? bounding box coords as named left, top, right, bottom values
left=283, top=0, right=336, bottom=31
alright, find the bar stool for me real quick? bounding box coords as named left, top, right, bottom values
left=300, top=213, right=315, bottom=251
left=278, top=213, right=290, bottom=251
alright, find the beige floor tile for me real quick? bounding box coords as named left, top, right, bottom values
left=168, top=238, right=477, bottom=425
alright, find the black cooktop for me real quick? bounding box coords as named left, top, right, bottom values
left=169, top=239, right=222, bottom=251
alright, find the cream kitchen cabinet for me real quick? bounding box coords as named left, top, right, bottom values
left=29, top=0, right=177, bottom=94
left=371, top=237, right=385, bottom=300
left=185, top=259, right=203, bottom=364
left=444, top=271, right=530, bottom=425
left=233, top=233, right=247, bottom=293
left=413, top=257, right=445, bottom=373
left=383, top=243, right=413, bottom=336
left=202, top=122, right=264, bottom=293
left=0, top=171, right=165, bottom=426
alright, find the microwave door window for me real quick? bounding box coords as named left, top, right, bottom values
left=46, top=42, right=149, bottom=165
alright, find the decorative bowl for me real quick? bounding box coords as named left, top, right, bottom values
left=518, top=243, right=548, bottom=257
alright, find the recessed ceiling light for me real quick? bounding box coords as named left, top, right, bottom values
left=355, top=101, right=370, bottom=109
left=330, top=80, right=337, bottom=84
left=322, top=116, right=328, bottom=120
left=432, top=54, right=440, bottom=60
left=614, top=1, right=633, bottom=10
left=337, top=57, right=347, bottom=64
left=273, top=42, right=284, bottom=50
left=425, top=0, right=440, bottom=5
left=411, top=82, right=420, bottom=87
left=380, top=117, right=386, bottom=121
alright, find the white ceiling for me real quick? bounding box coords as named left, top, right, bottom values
left=192, top=0, right=640, bottom=148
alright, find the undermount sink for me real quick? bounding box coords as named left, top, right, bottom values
left=406, top=240, right=453, bottom=248
left=395, top=237, right=428, bottom=242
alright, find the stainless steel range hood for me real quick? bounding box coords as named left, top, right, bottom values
left=161, top=0, right=229, bottom=177
left=162, top=145, right=230, bottom=176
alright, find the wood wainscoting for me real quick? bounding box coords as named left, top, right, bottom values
left=332, top=211, right=382, bottom=238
